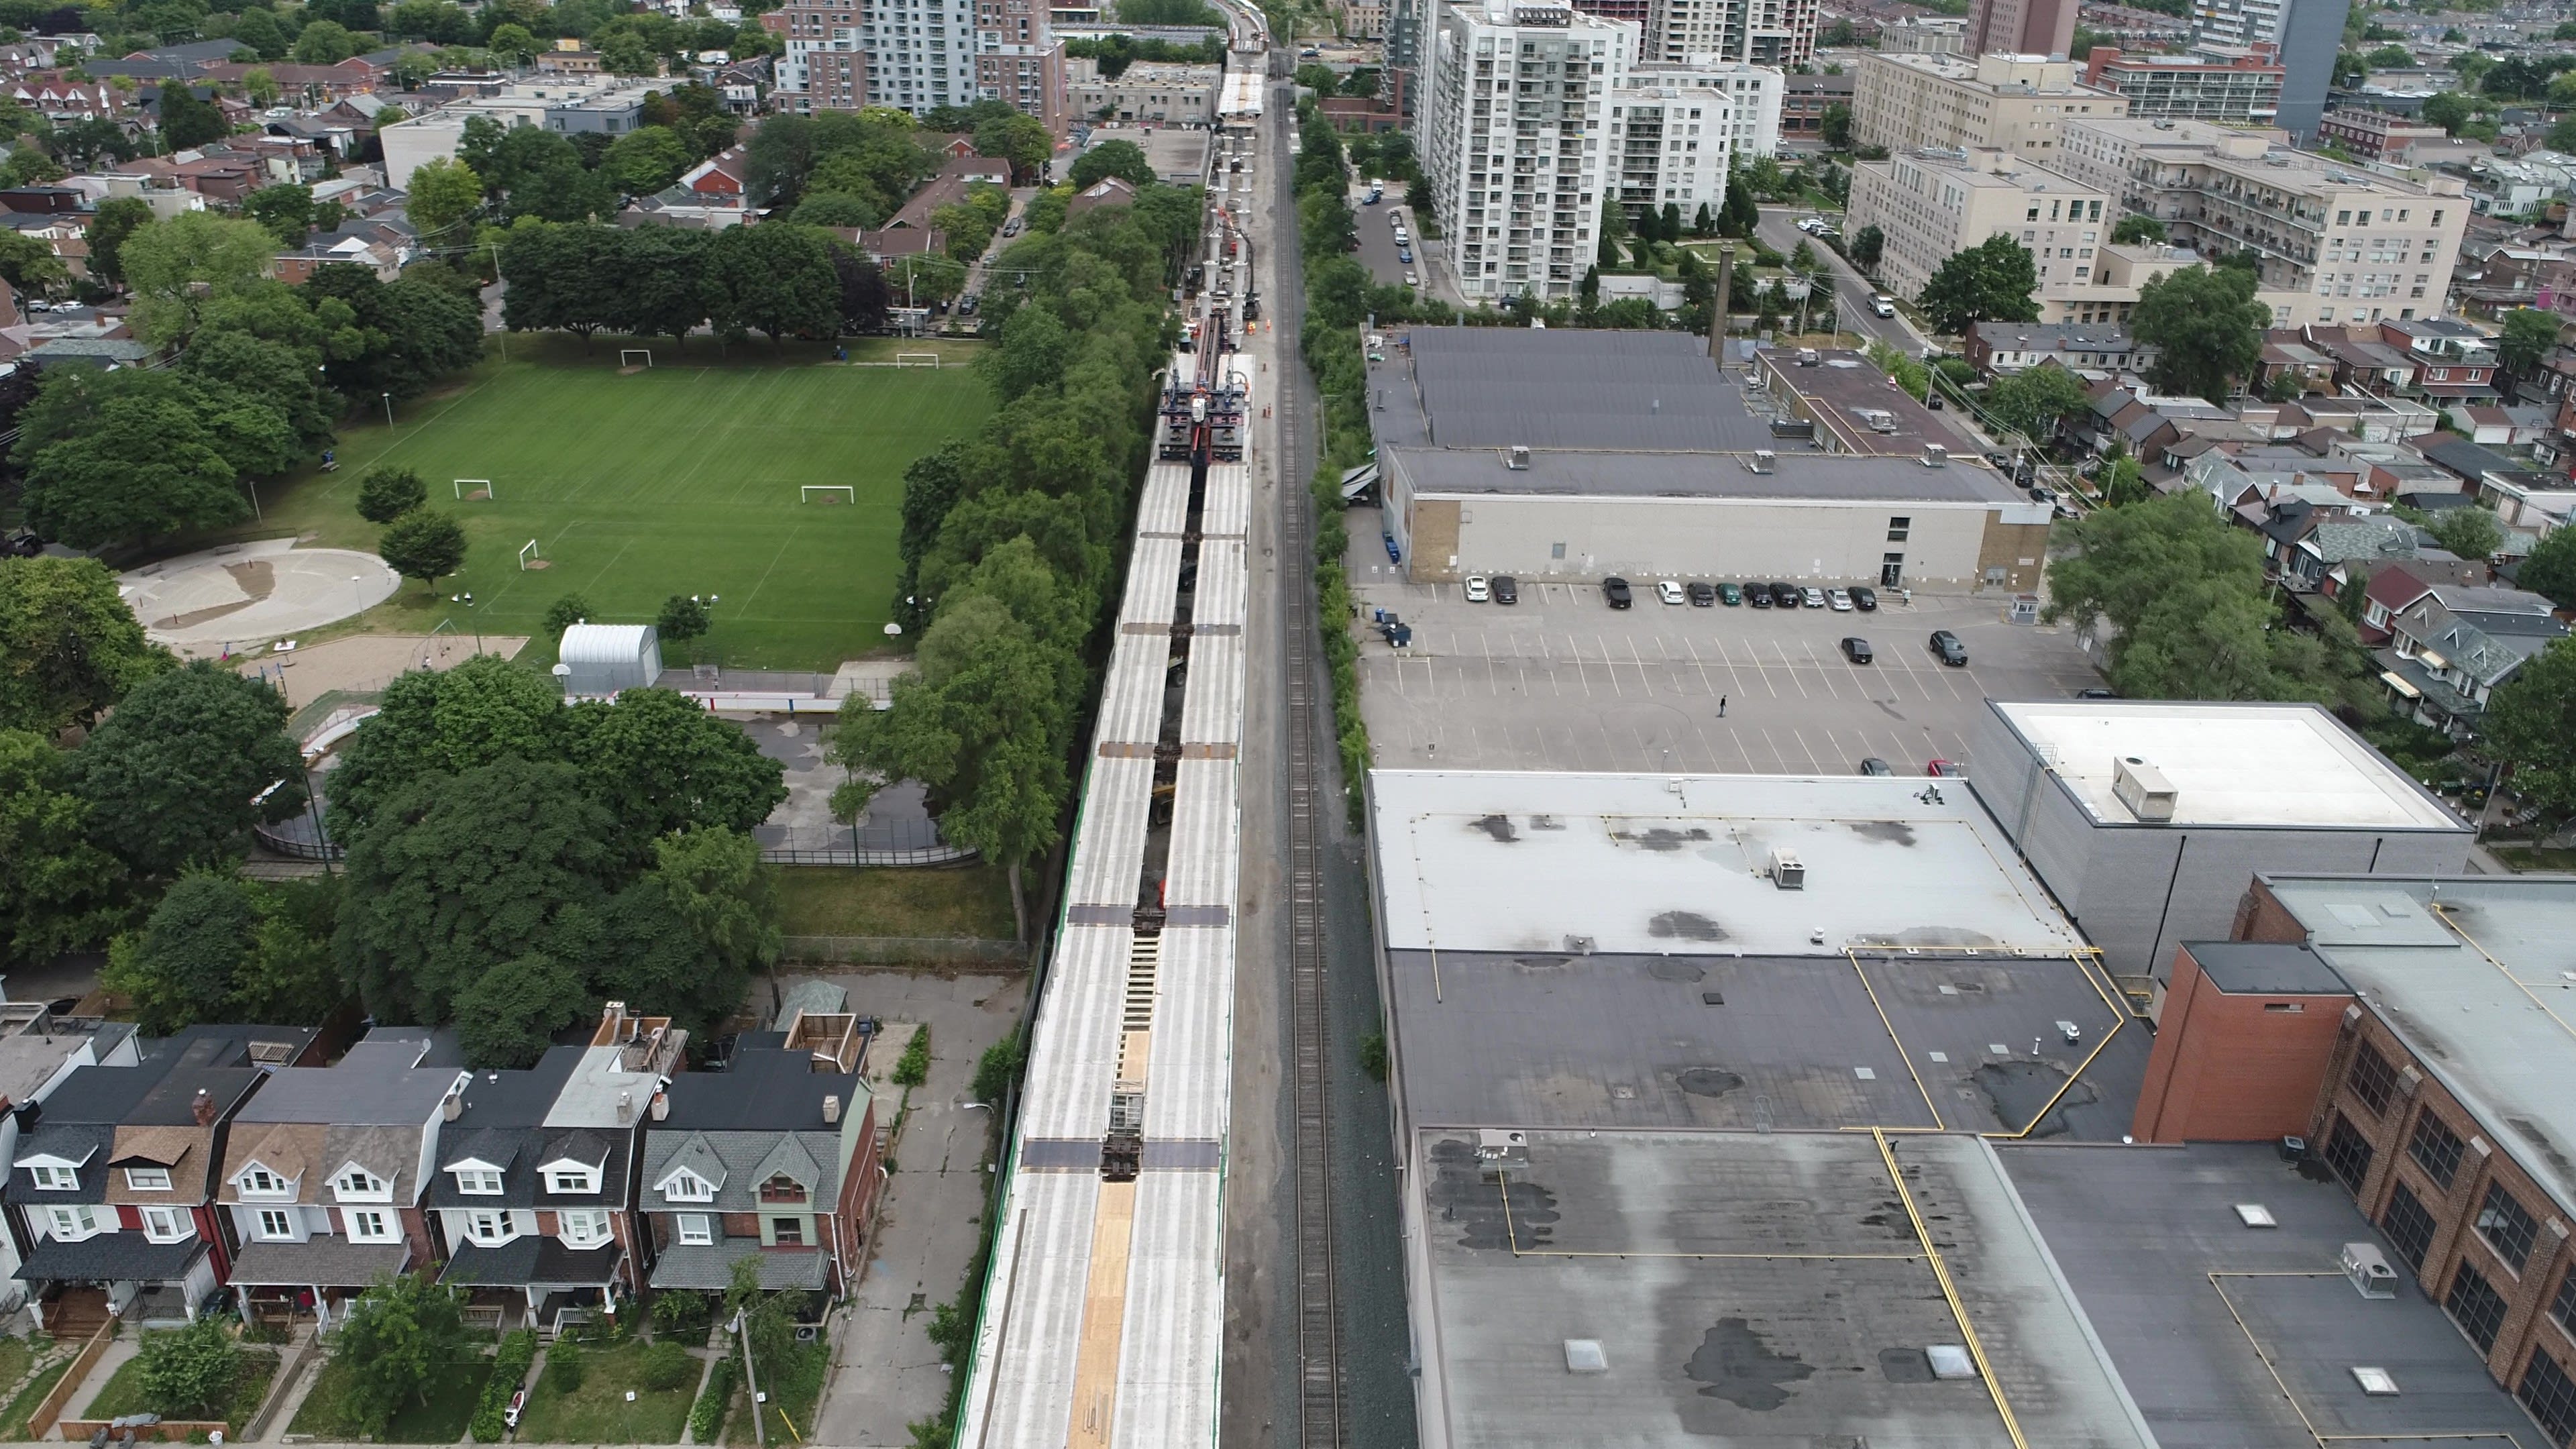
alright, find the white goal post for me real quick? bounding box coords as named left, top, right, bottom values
left=517, top=539, right=541, bottom=570
left=620, top=350, right=654, bottom=368
left=800, top=486, right=857, bottom=504
left=895, top=352, right=940, bottom=368
left=455, top=478, right=494, bottom=500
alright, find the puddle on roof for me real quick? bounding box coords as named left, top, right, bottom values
left=1649, top=912, right=1728, bottom=943
left=1848, top=820, right=1918, bottom=847
left=1684, top=1318, right=1815, bottom=1412
left=1469, top=814, right=1519, bottom=843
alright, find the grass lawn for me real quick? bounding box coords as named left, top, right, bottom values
left=0, top=1350, right=69, bottom=1441
left=82, top=1344, right=277, bottom=1435
left=775, top=863, right=1017, bottom=941
left=199, top=335, right=994, bottom=670
left=725, top=1340, right=826, bottom=1446
left=286, top=1351, right=498, bottom=1442
left=2491, top=845, right=2576, bottom=873
left=515, top=1340, right=693, bottom=1444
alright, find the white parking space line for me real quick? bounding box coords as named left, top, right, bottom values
left=1772, top=642, right=1812, bottom=698
left=1629, top=637, right=1656, bottom=697
left=1800, top=641, right=1843, bottom=700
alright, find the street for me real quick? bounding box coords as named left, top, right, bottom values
left=1753, top=203, right=1935, bottom=354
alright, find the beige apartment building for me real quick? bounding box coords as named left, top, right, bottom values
left=1849, top=52, right=2129, bottom=158
left=2053, top=116, right=2471, bottom=325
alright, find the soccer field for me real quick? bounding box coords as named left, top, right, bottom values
left=248, top=349, right=991, bottom=669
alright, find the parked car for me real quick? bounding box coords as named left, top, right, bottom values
left=1748, top=582, right=1772, bottom=608
left=1403, top=272, right=1419, bottom=286
left=1464, top=574, right=1489, bottom=602
left=1686, top=580, right=1716, bottom=606
left=1870, top=294, right=1896, bottom=317
left=1718, top=582, right=1743, bottom=606
left=1799, top=586, right=1827, bottom=609
left=1769, top=582, right=1799, bottom=607
left=1850, top=585, right=1877, bottom=611
left=1929, top=630, right=1968, bottom=665
left=1493, top=575, right=1518, bottom=604
left=1926, top=758, right=1964, bottom=777
left=1397, top=248, right=1413, bottom=263
left=1658, top=580, right=1686, bottom=606
left=1841, top=636, right=1873, bottom=664
left=1858, top=757, right=1892, bottom=775
left=1604, top=576, right=1633, bottom=608
left=2076, top=686, right=2116, bottom=699
left=1827, top=588, right=1854, bottom=612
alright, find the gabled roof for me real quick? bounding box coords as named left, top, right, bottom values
left=749, top=1133, right=824, bottom=1191
left=653, top=1134, right=727, bottom=1194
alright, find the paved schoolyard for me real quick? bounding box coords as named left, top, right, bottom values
left=1343, top=535, right=2105, bottom=777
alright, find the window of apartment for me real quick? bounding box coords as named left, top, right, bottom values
left=678, top=1214, right=714, bottom=1246
left=2519, top=1349, right=2576, bottom=1448
left=346, top=1208, right=397, bottom=1243
left=558, top=1210, right=611, bottom=1247
left=123, top=1167, right=170, bottom=1193
left=2348, top=1042, right=2398, bottom=1116
left=546, top=1168, right=598, bottom=1195
left=243, top=1166, right=288, bottom=1196
left=466, top=1210, right=511, bottom=1244
left=1885, top=517, right=1911, bottom=542
left=2449, top=1261, right=2510, bottom=1354
left=2477, top=1183, right=2540, bottom=1273
left=258, top=1208, right=297, bottom=1240
left=48, top=1205, right=96, bottom=1240
left=2323, top=1114, right=2374, bottom=1192
left=2408, top=1113, right=2466, bottom=1189
left=772, top=1217, right=805, bottom=1246
left=337, top=1169, right=382, bottom=1197
left=27, top=1165, right=76, bottom=1191
left=140, top=1207, right=184, bottom=1242
left=2383, top=1181, right=2437, bottom=1271
left=454, top=1168, right=503, bottom=1195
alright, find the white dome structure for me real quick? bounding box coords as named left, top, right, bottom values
left=557, top=623, right=662, bottom=696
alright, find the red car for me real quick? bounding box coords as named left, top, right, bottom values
left=1925, top=759, right=1964, bottom=777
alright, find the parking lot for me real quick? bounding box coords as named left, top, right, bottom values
left=1344, top=514, right=2105, bottom=776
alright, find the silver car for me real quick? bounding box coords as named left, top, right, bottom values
left=1801, top=586, right=1828, bottom=609
left=1827, top=588, right=1854, bottom=612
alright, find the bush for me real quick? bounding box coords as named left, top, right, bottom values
left=470, top=1330, right=538, bottom=1444
left=539, top=593, right=596, bottom=639
left=892, top=1026, right=930, bottom=1087
left=688, top=1357, right=734, bottom=1443
left=543, top=1341, right=583, bottom=1392
left=638, top=1339, right=696, bottom=1393
left=651, top=1289, right=711, bottom=1338
left=356, top=465, right=427, bottom=524
left=134, top=1320, right=242, bottom=1418
left=970, top=1035, right=1022, bottom=1105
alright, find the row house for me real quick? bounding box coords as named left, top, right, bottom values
left=431, top=1005, right=684, bottom=1336
left=6, top=1026, right=317, bottom=1334
left=640, top=1013, right=879, bottom=1297
left=1, top=76, right=121, bottom=123
left=219, top=1034, right=466, bottom=1329
left=0, top=1008, right=139, bottom=1289
left=2377, top=578, right=2567, bottom=737
left=1964, top=322, right=2157, bottom=379
left=2380, top=317, right=2502, bottom=402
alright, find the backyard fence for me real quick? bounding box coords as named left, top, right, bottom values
left=27, top=1322, right=115, bottom=1441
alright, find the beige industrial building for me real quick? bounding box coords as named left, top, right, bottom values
left=1366, top=329, right=2050, bottom=590
left=1066, top=58, right=1218, bottom=124
left=1849, top=52, right=2129, bottom=157
left=2053, top=116, right=2471, bottom=325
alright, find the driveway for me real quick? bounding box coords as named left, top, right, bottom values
left=1754, top=204, right=1934, bottom=354
left=811, top=967, right=1027, bottom=1449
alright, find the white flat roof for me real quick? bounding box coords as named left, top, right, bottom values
left=1370, top=771, right=2083, bottom=957
left=1990, top=701, right=2463, bottom=830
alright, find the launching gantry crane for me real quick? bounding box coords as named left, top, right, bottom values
left=1159, top=206, right=1250, bottom=463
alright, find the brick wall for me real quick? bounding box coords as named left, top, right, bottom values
left=2130, top=943, right=2351, bottom=1142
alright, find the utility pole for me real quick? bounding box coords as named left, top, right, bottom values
left=733, top=1311, right=767, bottom=1449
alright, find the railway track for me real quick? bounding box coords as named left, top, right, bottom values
left=1264, top=80, right=1348, bottom=1449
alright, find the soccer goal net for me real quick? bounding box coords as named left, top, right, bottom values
left=455, top=478, right=494, bottom=500
left=895, top=352, right=940, bottom=368
left=517, top=539, right=545, bottom=570
left=801, top=486, right=856, bottom=505
left=621, top=350, right=654, bottom=369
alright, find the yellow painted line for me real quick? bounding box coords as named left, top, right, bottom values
left=1846, top=949, right=1945, bottom=1130
left=1872, top=1130, right=2030, bottom=1449
left=1065, top=1178, right=1140, bottom=1448
left=1497, top=1170, right=1919, bottom=1258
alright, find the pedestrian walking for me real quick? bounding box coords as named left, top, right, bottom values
left=1719, top=695, right=1728, bottom=717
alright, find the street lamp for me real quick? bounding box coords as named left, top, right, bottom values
left=380, top=392, right=394, bottom=428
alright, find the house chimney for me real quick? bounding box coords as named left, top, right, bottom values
left=822, top=1095, right=841, bottom=1125
left=443, top=1091, right=463, bottom=1122
left=617, top=1090, right=633, bottom=1124
left=191, top=1088, right=214, bottom=1126
left=649, top=1091, right=669, bottom=1122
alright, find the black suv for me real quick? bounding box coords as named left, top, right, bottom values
left=1850, top=586, right=1878, bottom=611
left=1748, top=582, right=1772, bottom=608
left=1686, top=581, right=1716, bottom=606
left=1769, top=582, right=1800, bottom=607
left=1929, top=630, right=1968, bottom=666
left=1493, top=576, right=1519, bottom=604
left=1604, top=577, right=1633, bottom=609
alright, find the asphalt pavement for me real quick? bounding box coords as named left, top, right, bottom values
left=1752, top=203, right=1934, bottom=354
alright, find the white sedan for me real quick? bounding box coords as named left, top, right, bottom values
left=1464, top=574, right=1491, bottom=602
left=1403, top=271, right=1419, bottom=286
left=1657, top=580, right=1686, bottom=606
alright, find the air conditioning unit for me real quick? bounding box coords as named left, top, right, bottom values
left=2112, top=755, right=2178, bottom=822
left=1507, top=445, right=1531, bottom=470
left=2340, top=1242, right=2398, bottom=1300
left=1768, top=848, right=1805, bottom=890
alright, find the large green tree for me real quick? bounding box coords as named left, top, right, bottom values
left=327, top=655, right=570, bottom=837
left=327, top=1274, right=469, bottom=1436
left=2129, top=262, right=2271, bottom=402
left=68, top=661, right=304, bottom=880
left=1069, top=138, right=1153, bottom=190
left=119, top=211, right=281, bottom=345
left=18, top=386, right=244, bottom=548
left=103, top=873, right=343, bottom=1032
left=453, top=951, right=585, bottom=1069
left=0, top=729, right=128, bottom=968
left=2499, top=307, right=2562, bottom=381
left=85, top=196, right=156, bottom=288
left=566, top=687, right=788, bottom=844
left=377, top=510, right=468, bottom=595
left=1916, top=233, right=2041, bottom=334
left=0, top=555, right=171, bottom=736
left=404, top=157, right=483, bottom=244
left=1984, top=363, right=2090, bottom=448
left=702, top=222, right=843, bottom=343
left=2484, top=637, right=2576, bottom=819
left=2518, top=524, right=2576, bottom=609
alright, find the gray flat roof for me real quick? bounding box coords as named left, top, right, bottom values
left=2181, top=940, right=2350, bottom=996
left=1396, top=327, right=1770, bottom=451
left=1416, top=1130, right=2156, bottom=1449
left=1388, top=949, right=2146, bottom=1138
left=1986, top=700, right=2465, bottom=830
left=2259, top=874, right=2576, bottom=1217
left=2000, top=1141, right=2541, bottom=1449
left=1388, top=444, right=2028, bottom=504
left=1370, top=771, right=2086, bottom=958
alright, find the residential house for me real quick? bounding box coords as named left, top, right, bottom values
left=6, top=1026, right=317, bottom=1334
left=639, top=1012, right=879, bottom=1299
left=1964, top=321, right=2155, bottom=378
left=1065, top=174, right=1136, bottom=219
left=219, top=1034, right=469, bottom=1328
left=2461, top=404, right=2553, bottom=449
left=2378, top=317, right=2501, bottom=402
left=2420, top=433, right=2520, bottom=491
left=2379, top=580, right=2569, bottom=737
left=2477, top=469, right=2576, bottom=535
left=430, top=1005, right=683, bottom=1335
left=0, top=1008, right=138, bottom=1292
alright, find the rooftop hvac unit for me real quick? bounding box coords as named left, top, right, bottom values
left=1769, top=848, right=1805, bottom=890
left=2340, top=1242, right=2398, bottom=1299
left=1507, top=445, right=1531, bottom=470
left=1921, top=443, right=1948, bottom=467
left=2112, top=755, right=2178, bottom=823
left=1748, top=449, right=1776, bottom=474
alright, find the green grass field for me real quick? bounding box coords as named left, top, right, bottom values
left=216, top=339, right=994, bottom=669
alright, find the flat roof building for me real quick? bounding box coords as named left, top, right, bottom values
left=1370, top=328, right=2049, bottom=587
left=1849, top=52, right=2129, bottom=159
left=1846, top=144, right=2114, bottom=305
left=1965, top=700, right=2471, bottom=980
left=2080, top=42, right=2285, bottom=125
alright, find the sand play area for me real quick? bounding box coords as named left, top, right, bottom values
left=119, top=539, right=399, bottom=657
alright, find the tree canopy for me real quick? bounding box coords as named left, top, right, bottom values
left=327, top=1274, right=470, bottom=1437
left=1982, top=364, right=2090, bottom=448
left=1916, top=234, right=2040, bottom=333
left=1069, top=139, right=1155, bottom=190
left=2129, top=262, right=2270, bottom=402
left=0, top=555, right=171, bottom=735
left=65, top=660, right=305, bottom=881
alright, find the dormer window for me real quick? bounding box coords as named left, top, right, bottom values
left=453, top=1168, right=503, bottom=1195
left=337, top=1169, right=383, bottom=1197
left=759, top=1175, right=808, bottom=1205
left=28, top=1165, right=76, bottom=1191
left=124, top=1167, right=170, bottom=1192
left=240, top=1166, right=289, bottom=1197
left=545, top=1167, right=598, bottom=1195
left=661, top=1168, right=715, bottom=1201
